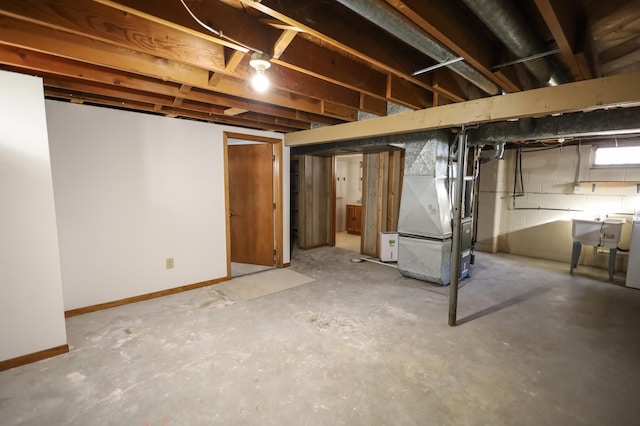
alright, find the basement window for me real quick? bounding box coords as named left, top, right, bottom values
left=593, top=146, right=640, bottom=166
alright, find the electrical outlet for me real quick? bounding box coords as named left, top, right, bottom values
left=165, top=258, right=174, bottom=269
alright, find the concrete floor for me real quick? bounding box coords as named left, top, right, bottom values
left=1, top=247, right=640, bottom=425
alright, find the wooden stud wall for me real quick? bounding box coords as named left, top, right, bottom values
left=361, top=153, right=379, bottom=257
left=361, top=150, right=405, bottom=257
left=298, top=155, right=332, bottom=249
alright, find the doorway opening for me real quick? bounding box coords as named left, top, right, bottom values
left=292, top=149, right=404, bottom=260
left=224, top=132, right=283, bottom=278
left=334, top=154, right=363, bottom=253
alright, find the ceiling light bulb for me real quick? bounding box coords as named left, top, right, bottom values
left=249, top=52, right=271, bottom=93
left=251, top=69, right=270, bottom=92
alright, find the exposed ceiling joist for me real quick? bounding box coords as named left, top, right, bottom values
left=384, top=0, right=521, bottom=93
left=534, top=0, right=594, bottom=80
left=285, top=71, right=640, bottom=146
left=0, top=0, right=638, bottom=133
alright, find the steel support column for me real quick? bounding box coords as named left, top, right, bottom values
left=449, top=128, right=468, bottom=326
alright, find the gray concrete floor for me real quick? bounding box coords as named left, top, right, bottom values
left=1, top=247, right=640, bottom=425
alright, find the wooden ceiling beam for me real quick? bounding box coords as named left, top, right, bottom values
left=44, top=86, right=303, bottom=133
left=0, top=44, right=344, bottom=126
left=1, top=1, right=365, bottom=117
left=210, top=50, right=246, bottom=86
left=248, top=60, right=364, bottom=113
left=494, top=67, right=522, bottom=93
left=97, top=0, right=395, bottom=113
left=534, top=0, right=593, bottom=80
left=384, top=0, right=521, bottom=93
left=162, top=109, right=302, bottom=133
left=208, top=72, right=357, bottom=121
left=46, top=77, right=174, bottom=106
left=274, top=37, right=388, bottom=103
left=285, top=71, right=640, bottom=146
left=45, top=87, right=155, bottom=112
left=360, top=95, right=387, bottom=117
left=0, top=16, right=210, bottom=86
left=178, top=100, right=310, bottom=130
left=387, top=75, right=433, bottom=109
left=208, top=54, right=365, bottom=113
left=95, top=0, right=251, bottom=52
left=0, top=0, right=226, bottom=71
left=224, top=108, right=248, bottom=116
left=241, top=0, right=493, bottom=102
left=98, top=0, right=275, bottom=53
left=0, top=19, right=357, bottom=120
left=172, top=97, right=184, bottom=107
left=272, top=30, right=298, bottom=60
left=431, top=70, right=467, bottom=103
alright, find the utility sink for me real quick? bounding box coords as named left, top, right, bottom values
left=571, top=218, right=625, bottom=248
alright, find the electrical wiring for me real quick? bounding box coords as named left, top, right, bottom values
left=511, top=146, right=525, bottom=207
left=178, top=0, right=264, bottom=54
left=521, top=143, right=574, bottom=153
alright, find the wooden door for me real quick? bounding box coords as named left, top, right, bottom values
left=228, top=143, right=274, bottom=266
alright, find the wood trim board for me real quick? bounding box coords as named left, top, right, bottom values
left=223, top=131, right=284, bottom=268
left=64, top=277, right=227, bottom=318
left=0, top=344, right=69, bottom=372
left=284, top=71, right=640, bottom=146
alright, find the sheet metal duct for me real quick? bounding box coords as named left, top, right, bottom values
left=398, top=236, right=452, bottom=284
left=468, top=107, right=640, bottom=145
left=334, top=0, right=500, bottom=95
left=461, top=0, right=566, bottom=86
left=398, top=135, right=451, bottom=238
left=398, top=176, right=452, bottom=238
left=397, top=137, right=455, bottom=285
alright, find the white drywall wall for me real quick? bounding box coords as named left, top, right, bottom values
left=47, top=101, right=287, bottom=310
left=345, top=155, right=362, bottom=204
left=335, top=155, right=362, bottom=233
left=0, top=71, right=67, bottom=361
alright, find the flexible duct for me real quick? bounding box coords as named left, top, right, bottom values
left=461, top=0, right=566, bottom=86
left=334, top=0, right=500, bottom=95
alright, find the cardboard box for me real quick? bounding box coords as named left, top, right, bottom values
left=380, top=232, right=398, bottom=262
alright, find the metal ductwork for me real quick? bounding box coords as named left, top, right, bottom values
left=334, top=0, right=500, bottom=95
left=461, top=0, right=566, bottom=86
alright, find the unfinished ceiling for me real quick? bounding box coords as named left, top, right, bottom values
left=1, top=0, right=639, bottom=133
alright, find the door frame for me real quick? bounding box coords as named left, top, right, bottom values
left=331, top=150, right=405, bottom=257
left=223, top=132, right=284, bottom=279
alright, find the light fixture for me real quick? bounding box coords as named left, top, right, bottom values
left=250, top=52, right=271, bottom=92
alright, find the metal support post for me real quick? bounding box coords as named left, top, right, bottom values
left=449, top=128, right=468, bottom=326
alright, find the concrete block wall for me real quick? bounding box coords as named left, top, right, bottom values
left=477, top=144, right=639, bottom=273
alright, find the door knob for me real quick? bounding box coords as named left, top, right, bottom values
left=229, top=211, right=235, bottom=217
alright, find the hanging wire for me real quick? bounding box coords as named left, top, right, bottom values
left=512, top=146, right=525, bottom=207
left=178, top=0, right=264, bottom=54
left=519, top=148, right=525, bottom=195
